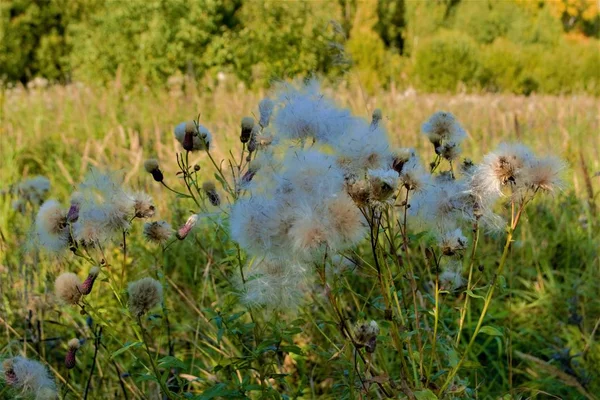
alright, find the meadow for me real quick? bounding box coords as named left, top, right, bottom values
left=1, top=80, right=599, bottom=400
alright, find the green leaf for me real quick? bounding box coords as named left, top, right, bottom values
left=466, top=289, right=485, bottom=300
left=479, top=325, right=503, bottom=337
left=414, top=389, right=438, bottom=400
left=158, top=356, right=186, bottom=370
left=110, top=341, right=142, bottom=359
left=280, top=345, right=303, bottom=355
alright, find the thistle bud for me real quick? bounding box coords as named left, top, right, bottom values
left=65, top=338, right=81, bottom=369
left=202, top=181, right=220, bottom=206
left=182, top=121, right=197, bottom=151
left=144, top=159, right=164, bottom=182
left=193, top=164, right=200, bottom=172
left=371, top=108, right=382, bottom=129
left=67, top=192, right=82, bottom=223
left=241, top=160, right=261, bottom=185
left=240, top=117, right=254, bottom=143
left=176, top=214, right=198, bottom=240
left=80, top=266, right=100, bottom=295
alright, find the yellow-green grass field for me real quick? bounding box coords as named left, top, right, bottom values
left=1, top=81, right=599, bottom=399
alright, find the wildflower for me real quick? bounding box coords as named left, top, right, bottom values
left=325, top=194, right=367, bottom=248
left=55, top=272, right=82, bottom=305
left=273, top=80, right=354, bottom=144
left=202, top=181, right=221, bottom=206
left=469, top=143, right=535, bottom=203
left=421, top=111, right=467, bottom=148
left=174, top=121, right=211, bottom=151
left=368, top=168, right=399, bottom=203
left=80, top=266, right=100, bottom=295
left=259, top=98, right=274, bottom=127
left=240, top=117, right=254, bottom=143
left=35, top=200, right=69, bottom=252
left=128, top=277, right=163, bottom=317
left=398, top=155, right=429, bottom=192
left=354, top=320, right=380, bottom=353
left=239, top=257, right=309, bottom=311
left=1, top=357, right=57, bottom=399
left=64, top=338, right=81, bottom=369
left=346, top=179, right=371, bottom=207
left=143, top=221, right=172, bottom=244
left=247, top=126, right=259, bottom=153
left=288, top=206, right=329, bottom=256
left=522, top=156, right=565, bottom=192
left=230, top=196, right=282, bottom=256
left=437, top=141, right=461, bottom=161
left=176, top=214, right=198, bottom=240
left=132, top=191, right=155, bottom=218
left=144, top=159, right=164, bottom=182
left=439, top=228, right=468, bottom=256
left=390, top=148, right=416, bottom=175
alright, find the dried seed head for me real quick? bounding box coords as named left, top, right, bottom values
left=176, top=214, right=198, bottom=240
left=128, top=277, right=163, bottom=317
left=80, top=266, right=100, bottom=295
left=144, top=159, right=164, bottom=182
left=2, top=356, right=57, bottom=397
left=439, top=229, right=468, bottom=256
left=354, top=320, right=380, bottom=349
left=132, top=192, right=155, bottom=218
left=174, top=121, right=211, bottom=151
left=55, top=273, right=82, bottom=305
left=202, top=181, right=220, bottom=206
left=143, top=221, right=173, bottom=244
left=240, top=117, right=255, bottom=143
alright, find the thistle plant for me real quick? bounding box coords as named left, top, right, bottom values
left=3, top=79, right=579, bottom=399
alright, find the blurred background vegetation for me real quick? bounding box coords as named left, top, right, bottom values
left=1, top=0, right=599, bottom=94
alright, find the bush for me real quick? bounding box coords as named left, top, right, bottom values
left=414, top=30, right=480, bottom=92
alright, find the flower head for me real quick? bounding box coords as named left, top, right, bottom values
left=128, top=278, right=163, bottom=317
left=34, top=200, right=69, bottom=252
left=143, top=221, right=173, bottom=244
left=144, top=159, right=164, bottom=182
left=174, top=121, right=211, bottom=151
left=55, top=272, right=82, bottom=305
left=421, top=111, right=467, bottom=146
left=65, top=338, right=81, bottom=369
left=1, top=357, right=57, bottom=399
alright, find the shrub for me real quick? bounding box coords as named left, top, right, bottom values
left=414, top=30, right=480, bottom=92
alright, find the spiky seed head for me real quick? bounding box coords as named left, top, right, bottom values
left=132, top=192, right=155, bottom=218
left=240, top=117, right=254, bottom=143
left=128, top=277, right=163, bottom=317
left=55, top=273, right=82, bottom=305
left=143, top=221, right=173, bottom=244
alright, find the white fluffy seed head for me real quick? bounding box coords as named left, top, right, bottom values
left=174, top=121, right=212, bottom=151
left=421, top=111, right=467, bottom=145
left=144, top=159, right=160, bottom=173
left=128, top=278, right=163, bottom=317
left=34, top=200, right=69, bottom=252
left=54, top=273, right=82, bottom=305
left=1, top=356, right=57, bottom=398
left=67, top=338, right=81, bottom=350
left=143, top=221, right=173, bottom=244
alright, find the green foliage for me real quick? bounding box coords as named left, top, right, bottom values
left=414, top=30, right=480, bottom=92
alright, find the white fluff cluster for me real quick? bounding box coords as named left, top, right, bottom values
left=10, top=176, right=51, bottom=212
left=1, top=356, right=57, bottom=399
left=32, top=168, right=157, bottom=252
